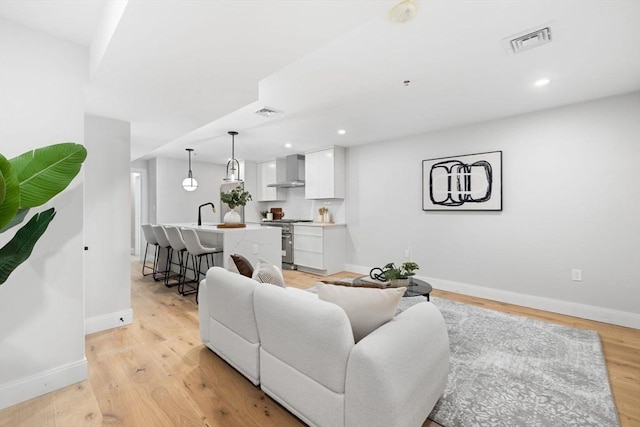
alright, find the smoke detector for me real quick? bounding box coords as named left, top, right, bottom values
left=503, top=24, right=554, bottom=55
left=254, top=106, right=283, bottom=118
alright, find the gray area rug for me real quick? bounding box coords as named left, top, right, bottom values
left=404, top=296, right=621, bottom=427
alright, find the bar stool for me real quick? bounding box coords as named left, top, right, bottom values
left=141, top=224, right=160, bottom=280
left=181, top=228, right=223, bottom=302
left=164, top=225, right=188, bottom=288
left=151, top=225, right=179, bottom=288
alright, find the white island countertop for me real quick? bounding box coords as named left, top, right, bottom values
left=295, top=222, right=346, bottom=227
left=167, top=223, right=281, bottom=270
left=178, top=223, right=266, bottom=231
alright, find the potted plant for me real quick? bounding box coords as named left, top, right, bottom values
left=382, top=261, right=419, bottom=287
left=0, top=142, right=87, bottom=284
left=220, top=186, right=252, bottom=224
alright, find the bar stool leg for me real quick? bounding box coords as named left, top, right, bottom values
left=152, top=247, right=161, bottom=281
left=165, top=249, right=187, bottom=288
left=142, top=243, right=151, bottom=276
left=180, top=253, right=197, bottom=296
left=157, top=247, right=173, bottom=286
left=142, top=243, right=161, bottom=280
left=178, top=254, right=189, bottom=296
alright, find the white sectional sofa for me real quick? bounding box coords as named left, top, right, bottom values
left=198, top=266, right=450, bottom=427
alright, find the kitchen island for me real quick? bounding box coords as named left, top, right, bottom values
left=168, top=223, right=281, bottom=270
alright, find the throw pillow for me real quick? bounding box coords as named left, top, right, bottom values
left=252, top=260, right=286, bottom=287
left=230, top=253, right=254, bottom=278
left=317, top=283, right=406, bottom=342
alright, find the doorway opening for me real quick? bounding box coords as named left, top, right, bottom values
left=131, top=172, right=142, bottom=256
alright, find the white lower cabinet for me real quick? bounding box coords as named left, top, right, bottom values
left=293, top=225, right=346, bottom=275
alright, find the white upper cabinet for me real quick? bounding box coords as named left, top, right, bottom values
left=305, top=146, right=345, bottom=199
left=257, top=160, right=286, bottom=201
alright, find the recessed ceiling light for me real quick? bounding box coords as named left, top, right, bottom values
left=284, top=143, right=292, bottom=148
left=534, top=78, right=551, bottom=87
left=389, top=0, right=419, bottom=23
left=337, top=129, right=347, bottom=135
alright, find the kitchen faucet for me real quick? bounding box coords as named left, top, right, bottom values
left=198, top=202, right=216, bottom=226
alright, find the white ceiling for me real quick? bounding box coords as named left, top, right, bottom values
left=1, top=0, right=639, bottom=165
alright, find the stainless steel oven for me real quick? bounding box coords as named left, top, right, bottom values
left=261, top=220, right=311, bottom=270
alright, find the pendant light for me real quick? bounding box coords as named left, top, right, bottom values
left=182, top=148, right=198, bottom=191
left=224, top=131, right=243, bottom=183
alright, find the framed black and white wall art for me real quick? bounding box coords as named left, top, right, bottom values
left=422, top=151, right=502, bottom=211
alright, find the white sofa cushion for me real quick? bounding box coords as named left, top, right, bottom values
left=254, top=285, right=354, bottom=393
left=260, top=349, right=345, bottom=427
left=208, top=267, right=260, bottom=343
left=316, top=283, right=406, bottom=342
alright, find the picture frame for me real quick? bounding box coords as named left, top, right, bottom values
left=422, top=151, right=502, bottom=211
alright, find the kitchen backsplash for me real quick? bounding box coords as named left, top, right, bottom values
left=262, top=186, right=345, bottom=223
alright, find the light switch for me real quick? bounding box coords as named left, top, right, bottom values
left=571, top=269, right=582, bottom=282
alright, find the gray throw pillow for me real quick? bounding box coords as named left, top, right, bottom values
left=251, top=260, right=286, bottom=287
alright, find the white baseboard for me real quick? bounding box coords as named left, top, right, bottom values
left=344, top=264, right=640, bottom=329
left=85, top=308, right=133, bottom=335
left=0, top=358, right=87, bottom=410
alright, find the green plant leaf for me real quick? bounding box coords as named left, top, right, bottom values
left=0, top=208, right=56, bottom=285
left=0, top=208, right=30, bottom=233
left=0, top=154, right=20, bottom=230
left=10, top=142, right=87, bottom=208
left=0, top=165, right=4, bottom=202
left=220, top=187, right=252, bottom=209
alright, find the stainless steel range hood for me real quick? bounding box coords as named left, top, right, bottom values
left=267, top=154, right=305, bottom=188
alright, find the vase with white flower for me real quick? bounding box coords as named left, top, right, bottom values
left=220, top=187, right=252, bottom=224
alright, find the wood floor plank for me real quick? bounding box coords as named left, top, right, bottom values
left=0, top=392, right=55, bottom=427
left=1, top=263, right=638, bottom=427
left=52, top=381, right=103, bottom=426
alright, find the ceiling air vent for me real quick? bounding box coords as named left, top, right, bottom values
left=254, top=106, right=283, bottom=118
left=503, top=24, right=553, bottom=55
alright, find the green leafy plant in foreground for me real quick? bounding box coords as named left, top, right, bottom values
left=0, top=143, right=87, bottom=284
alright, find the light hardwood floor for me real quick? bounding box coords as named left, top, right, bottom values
left=1, top=262, right=638, bottom=427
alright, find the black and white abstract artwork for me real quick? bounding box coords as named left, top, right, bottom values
left=422, top=151, right=502, bottom=211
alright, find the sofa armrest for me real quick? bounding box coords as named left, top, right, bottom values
left=198, top=279, right=209, bottom=344
left=344, top=302, right=449, bottom=427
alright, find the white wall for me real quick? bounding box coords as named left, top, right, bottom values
left=0, top=20, right=87, bottom=408
left=261, top=187, right=346, bottom=223
left=346, top=92, right=640, bottom=328
left=154, top=157, right=226, bottom=224
left=84, top=115, right=133, bottom=334
left=241, top=161, right=261, bottom=224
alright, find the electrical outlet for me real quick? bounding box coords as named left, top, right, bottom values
left=253, top=244, right=259, bottom=255
left=571, top=269, right=582, bottom=282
